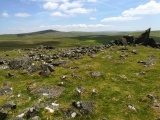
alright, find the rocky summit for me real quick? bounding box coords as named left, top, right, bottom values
left=0, top=28, right=160, bottom=120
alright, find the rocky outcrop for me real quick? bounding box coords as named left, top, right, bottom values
left=110, top=28, right=159, bottom=48
left=134, top=28, right=151, bottom=45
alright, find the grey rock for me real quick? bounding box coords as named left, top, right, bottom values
left=0, top=110, right=7, bottom=120
left=72, top=101, right=95, bottom=114
left=12, top=117, right=24, bottom=120
left=1, top=101, right=16, bottom=109
left=90, top=71, right=101, bottom=77
left=26, top=104, right=40, bottom=119
left=0, top=87, right=13, bottom=96
left=31, top=86, right=65, bottom=98
left=8, top=57, right=32, bottom=70
left=31, top=116, right=41, bottom=120
left=65, top=108, right=78, bottom=118
left=39, top=64, right=54, bottom=76
left=131, top=50, right=138, bottom=54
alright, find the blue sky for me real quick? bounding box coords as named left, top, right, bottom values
left=0, top=0, right=160, bottom=34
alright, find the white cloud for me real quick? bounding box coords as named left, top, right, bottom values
left=122, top=0, right=160, bottom=16
left=101, top=16, right=140, bottom=22
left=15, top=13, right=31, bottom=17
left=66, top=8, right=96, bottom=15
left=50, top=12, right=67, bottom=17
left=37, top=24, right=113, bottom=32
left=59, top=1, right=83, bottom=11
left=30, top=0, right=96, bottom=16
left=87, top=0, right=97, bottom=2
left=101, top=0, right=160, bottom=22
left=3, top=24, right=114, bottom=34
left=43, top=2, right=59, bottom=10
left=90, top=17, right=97, bottom=20
left=2, top=11, right=9, bottom=17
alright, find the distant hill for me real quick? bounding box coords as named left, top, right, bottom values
left=17, top=29, right=59, bottom=37
left=0, top=29, right=159, bottom=51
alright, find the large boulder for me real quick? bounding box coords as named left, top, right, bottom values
left=8, top=57, right=32, bottom=70
left=39, top=64, right=54, bottom=76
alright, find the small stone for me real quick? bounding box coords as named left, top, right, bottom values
left=131, top=50, right=138, bottom=54
left=8, top=73, right=15, bottom=78
left=58, top=82, right=64, bottom=86
left=139, top=71, right=145, bottom=75
left=76, top=87, right=85, bottom=94
left=90, top=71, right=101, bottom=77
left=45, top=107, right=54, bottom=113
left=65, top=108, right=77, bottom=118
left=128, top=104, right=136, bottom=111
left=71, top=112, right=77, bottom=118
left=51, top=103, right=59, bottom=108
left=92, top=89, right=97, bottom=95
left=147, top=94, right=154, bottom=99
left=17, top=94, right=21, bottom=98
left=17, top=113, right=25, bottom=118
left=60, top=75, right=67, bottom=80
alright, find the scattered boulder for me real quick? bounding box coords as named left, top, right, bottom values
left=72, top=101, right=95, bottom=114
left=26, top=104, right=40, bottom=119
left=8, top=57, right=32, bottom=70
left=147, top=94, right=160, bottom=108
left=0, top=87, right=13, bottom=96
left=27, top=64, right=39, bottom=73
left=1, top=101, right=16, bottom=109
left=39, top=63, right=54, bottom=76
left=138, top=55, right=156, bottom=67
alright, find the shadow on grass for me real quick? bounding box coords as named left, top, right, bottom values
left=0, top=41, right=60, bottom=51
left=68, top=35, right=122, bottom=44
left=151, top=36, right=160, bottom=42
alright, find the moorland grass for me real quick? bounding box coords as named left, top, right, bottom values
left=0, top=45, right=160, bottom=119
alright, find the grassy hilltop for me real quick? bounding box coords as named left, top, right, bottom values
left=0, top=30, right=160, bottom=120
left=0, top=30, right=159, bottom=50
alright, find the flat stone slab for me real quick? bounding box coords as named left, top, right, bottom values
left=31, top=86, right=65, bottom=98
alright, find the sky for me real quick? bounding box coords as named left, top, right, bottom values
left=0, top=0, right=160, bottom=34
